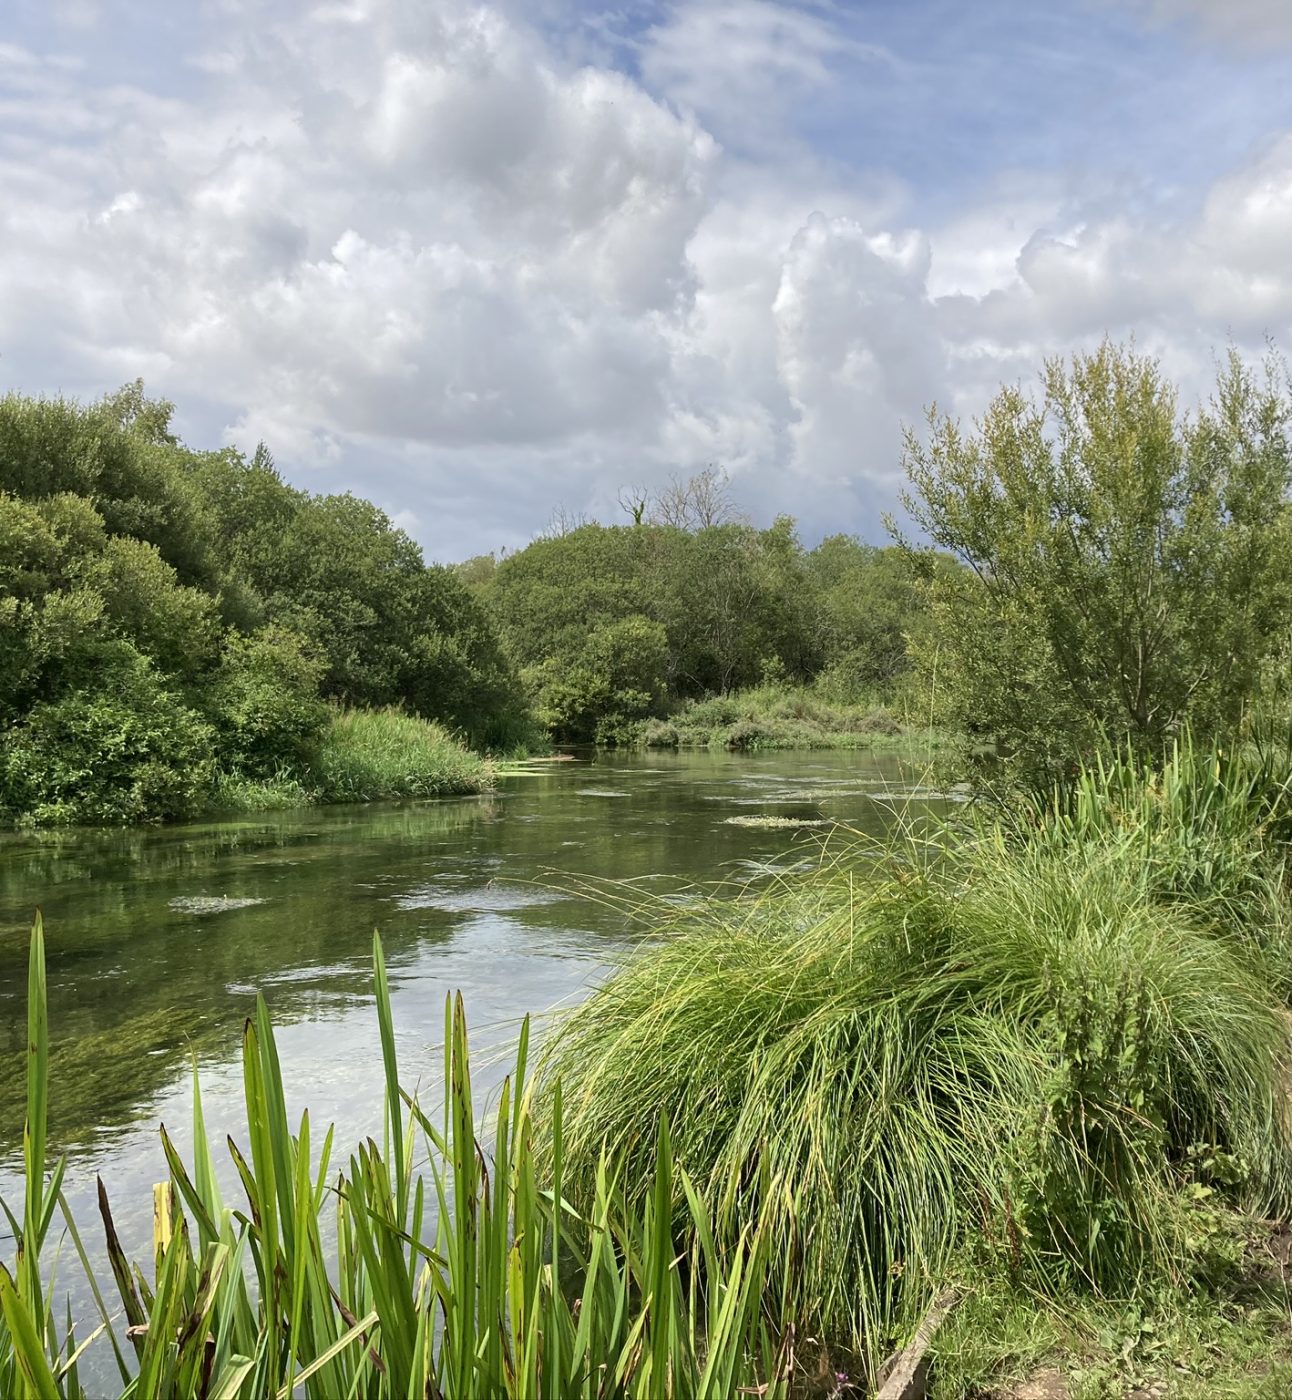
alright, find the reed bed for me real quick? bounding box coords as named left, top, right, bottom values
left=0, top=919, right=787, bottom=1399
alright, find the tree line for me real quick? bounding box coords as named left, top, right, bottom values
left=4, top=340, right=1291, bottom=821
left=456, top=499, right=936, bottom=743
left=0, top=384, right=523, bottom=823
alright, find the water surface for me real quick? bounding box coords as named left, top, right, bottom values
left=0, top=748, right=943, bottom=1358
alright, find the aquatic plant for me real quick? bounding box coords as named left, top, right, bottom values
left=0, top=918, right=787, bottom=1398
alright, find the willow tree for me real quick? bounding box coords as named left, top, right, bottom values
left=897, top=342, right=1292, bottom=784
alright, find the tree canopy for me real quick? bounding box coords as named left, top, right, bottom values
left=0, top=385, right=525, bottom=823
left=899, top=342, right=1292, bottom=783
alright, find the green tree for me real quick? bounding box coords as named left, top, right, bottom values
left=0, top=645, right=216, bottom=825
left=898, top=343, right=1292, bottom=783
left=526, top=615, right=669, bottom=742
left=205, top=625, right=329, bottom=779
left=806, top=538, right=936, bottom=696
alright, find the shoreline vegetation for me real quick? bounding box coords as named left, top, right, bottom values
left=0, top=385, right=940, bottom=829
left=7, top=740, right=1292, bottom=1397
left=633, top=681, right=945, bottom=752
left=208, top=706, right=496, bottom=813
left=10, top=342, right=1292, bottom=1395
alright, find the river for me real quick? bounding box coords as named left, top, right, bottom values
left=0, top=747, right=944, bottom=1377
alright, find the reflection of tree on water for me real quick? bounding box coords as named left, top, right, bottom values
left=0, top=797, right=502, bottom=1149
left=0, top=751, right=944, bottom=1156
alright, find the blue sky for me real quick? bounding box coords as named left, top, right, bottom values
left=3, top=0, right=1292, bottom=559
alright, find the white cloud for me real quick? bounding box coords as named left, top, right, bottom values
left=774, top=215, right=944, bottom=488
left=1127, top=0, right=1292, bottom=44
left=3, top=0, right=1292, bottom=558
left=640, top=0, right=897, bottom=143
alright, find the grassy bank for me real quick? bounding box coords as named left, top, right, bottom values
left=635, top=682, right=946, bottom=752
left=541, top=739, right=1292, bottom=1394
left=308, top=706, right=493, bottom=801
left=191, top=708, right=493, bottom=816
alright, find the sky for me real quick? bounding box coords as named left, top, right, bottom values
left=3, top=0, right=1292, bottom=563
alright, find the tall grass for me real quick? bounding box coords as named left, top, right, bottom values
left=312, top=707, right=494, bottom=802
left=1008, top=734, right=1292, bottom=980
left=542, top=745, right=1292, bottom=1380
left=0, top=918, right=788, bottom=1398
left=640, top=682, right=920, bottom=751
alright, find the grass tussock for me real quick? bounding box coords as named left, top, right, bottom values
left=312, top=707, right=494, bottom=802
left=541, top=740, right=1292, bottom=1383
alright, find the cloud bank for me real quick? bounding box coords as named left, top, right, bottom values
left=2, top=0, right=1292, bottom=556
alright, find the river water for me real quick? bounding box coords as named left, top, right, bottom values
left=0, top=748, right=943, bottom=1372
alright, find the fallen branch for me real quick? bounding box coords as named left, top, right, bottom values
left=875, top=1288, right=962, bottom=1400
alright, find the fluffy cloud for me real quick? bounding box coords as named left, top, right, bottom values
left=0, top=3, right=716, bottom=460
left=3, top=0, right=1292, bottom=558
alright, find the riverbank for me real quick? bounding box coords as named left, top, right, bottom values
left=541, top=738, right=1292, bottom=1396
left=209, top=707, right=496, bottom=812
left=8, top=743, right=1292, bottom=1395
left=3, top=706, right=496, bottom=828
left=634, top=682, right=947, bottom=752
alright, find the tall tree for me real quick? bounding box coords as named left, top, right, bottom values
left=898, top=342, right=1292, bottom=783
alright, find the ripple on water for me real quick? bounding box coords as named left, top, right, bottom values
left=392, top=880, right=566, bottom=913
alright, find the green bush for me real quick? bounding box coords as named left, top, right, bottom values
left=900, top=344, right=1292, bottom=786
left=0, top=386, right=534, bottom=829
left=206, top=625, right=329, bottom=779
left=527, top=615, right=669, bottom=743
left=310, top=707, right=493, bottom=802
left=0, top=647, right=216, bottom=825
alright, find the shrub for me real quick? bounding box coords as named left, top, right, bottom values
left=899, top=343, right=1292, bottom=786
left=858, top=707, right=903, bottom=736
left=0, top=647, right=216, bottom=824
left=528, top=615, right=669, bottom=743
left=207, top=624, right=329, bottom=779
left=640, top=718, right=680, bottom=748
